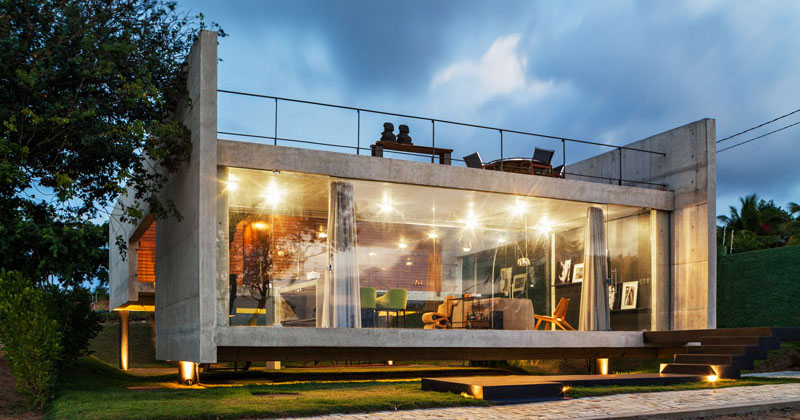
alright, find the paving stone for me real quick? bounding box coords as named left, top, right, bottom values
left=274, top=383, right=800, bottom=420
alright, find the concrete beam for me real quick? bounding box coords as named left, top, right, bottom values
left=217, top=141, right=674, bottom=211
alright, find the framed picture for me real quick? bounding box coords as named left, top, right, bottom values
left=558, top=259, right=572, bottom=283
left=608, top=283, right=618, bottom=309
left=621, top=281, right=638, bottom=310
left=512, top=274, right=526, bottom=296
left=572, top=263, right=585, bottom=283
left=499, top=267, right=513, bottom=295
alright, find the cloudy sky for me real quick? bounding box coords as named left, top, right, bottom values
left=183, top=0, right=800, bottom=218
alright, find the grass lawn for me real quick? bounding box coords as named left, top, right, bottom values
left=48, top=357, right=488, bottom=420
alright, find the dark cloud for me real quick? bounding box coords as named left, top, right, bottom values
left=185, top=0, right=800, bottom=215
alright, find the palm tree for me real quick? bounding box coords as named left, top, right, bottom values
left=717, top=194, right=760, bottom=232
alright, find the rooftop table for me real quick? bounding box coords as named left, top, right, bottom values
left=484, top=157, right=561, bottom=177
left=370, top=141, right=453, bottom=165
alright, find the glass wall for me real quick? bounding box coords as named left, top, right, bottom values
left=226, top=167, right=654, bottom=331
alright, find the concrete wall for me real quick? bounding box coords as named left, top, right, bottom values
left=568, top=119, right=717, bottom=329
left=154, top=30, right=218, bottom=363
left=108, top=188, right=141, bottom=310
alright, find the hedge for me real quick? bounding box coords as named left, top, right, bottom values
left=717, top=245, right=800, bottom=328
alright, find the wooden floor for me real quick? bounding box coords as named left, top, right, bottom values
left=422, top=373, right=705, bottom=401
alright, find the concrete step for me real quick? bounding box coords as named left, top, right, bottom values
left=661, top=363, right=716, bottom=376
left=701, top=335, right=777, bottom=349
left=687, top=345, right=760, bottom=356
left=674, top=353, right=753, bottom=370
left=644, top=327, right=776, bottom=344
left=661, top=363, right=740, bottom=379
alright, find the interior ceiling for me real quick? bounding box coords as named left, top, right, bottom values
left=227, top=167, right=644, bottom=232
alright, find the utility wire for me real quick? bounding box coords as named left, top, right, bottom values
left=717, top=120, right=800, bottom=153
left=717, top=107, right=800, bottom=143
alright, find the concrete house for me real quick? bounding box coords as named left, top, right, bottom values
left=109, top=31, right=716, bottom=373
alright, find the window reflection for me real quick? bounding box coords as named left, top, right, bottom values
left=226, top=167, right=654, bottom=331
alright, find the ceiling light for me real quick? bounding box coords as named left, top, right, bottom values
left=398, top=242, right=407, bottom=249
left=510, top=200, right=526, bottom=216
left=427, top=231, right=438, bottom=239
left=517, top=257, right=530, bottom=267
left=264, top=181, right=283, bottom=207
left=227, top=175, right=238, bottom=192
left=497, top=237, right=507, bottom=244
left=378, top=200, right=393, bottom=213
left=368, top=252, right=376, bottom=256
left=535, top=217, right=554, bottom=233
left=461, top=211, right=479, bottom=229
left=462, top=247, right=471, bottom=252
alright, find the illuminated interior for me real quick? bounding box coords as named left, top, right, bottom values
left=226, top=167, right=654, bottom=331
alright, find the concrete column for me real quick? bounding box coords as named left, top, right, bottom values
left=119, top=310, right=129, bottom=370
left=216, top=166, right=230, bottom=328
left=650, top=210, right=671, bottom=331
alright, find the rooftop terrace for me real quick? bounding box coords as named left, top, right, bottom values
left=216, top=89, right=668, bottom=189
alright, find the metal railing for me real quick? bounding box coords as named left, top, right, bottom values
left=217, top=89, right=668, bottom=189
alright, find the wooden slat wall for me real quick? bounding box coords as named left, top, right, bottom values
left=136, top=221, right=156, bottom=283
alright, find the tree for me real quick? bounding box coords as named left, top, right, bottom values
left=1, top=0, right=223, bottom=285
left=717, top=194, right=795, bottom=252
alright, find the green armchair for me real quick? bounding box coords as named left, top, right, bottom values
left=375, top=288, right=408, bottom=328
left=360, top=287, right=377, bottom=327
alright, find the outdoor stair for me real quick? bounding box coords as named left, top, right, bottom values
left=645, top=327, right=799, bottom=380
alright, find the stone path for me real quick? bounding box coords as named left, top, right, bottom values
left=743, top=371, right=800, bottom=379
left=279, top=383, right=800, bottom=420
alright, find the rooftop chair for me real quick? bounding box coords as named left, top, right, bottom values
left=532, top=147, right=555, bottom=166
left=375, top=288, right=408, bottom=328
left=534, top=297, right=575, bottom=331
left=360, top=287, right=377, bottom=328
left=463, top=152, right=484, bottom=169
left=422, top=296, right=459, bottom=329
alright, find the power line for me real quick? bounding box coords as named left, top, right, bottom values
left=717, top=107, right=800, bottom=143
left=717, top=120, right=800, bottom=153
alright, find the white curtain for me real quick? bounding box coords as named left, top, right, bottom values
left=579, top=206, right=610, bottom=331
left=317, top=181, right=361, bottom=328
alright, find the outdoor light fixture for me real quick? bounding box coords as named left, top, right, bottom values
left=707, top=374, right=719, bottom=383
left=317, top=232, right=327, bottom=238
left=178, top=361, right=198, bottom=385
left=596, top=358, right=609, bottom=375
left=252, top=222, right=268, bottom=230
left=462, top=247, right=471, bottom=252
left=405, top=260, right=413, bottom=266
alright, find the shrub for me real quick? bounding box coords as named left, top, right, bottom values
left=42, top=285, right=102, bottom=364
left=0, top=271, right=62, bottom=410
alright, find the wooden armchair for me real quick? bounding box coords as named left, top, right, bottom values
left=534, top=297, right=575, bottom=331
left=422, top=296, right=458, bottom=329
